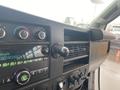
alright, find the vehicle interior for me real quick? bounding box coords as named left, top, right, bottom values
left=0, top=0, right=119, bottom=90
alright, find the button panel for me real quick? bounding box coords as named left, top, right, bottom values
left=0, top=67, right=48, bottom=86
left=0, top=55, right=49, bottom=87
left=0, top=77, right=12, bottom=86
left=30, top=67, right=48, bottom=76
left=0, top=22, right=50, bottom=42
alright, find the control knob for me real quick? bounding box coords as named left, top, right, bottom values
left=15, top=26, right=29, bottom=40
left=52, top=44, right=69, bottom=58
left=41, top=46, right=49, bottom=55
left=15, top=70, right=31, bottom=85
left=37, top=31, right=46, bottom=40
left=0, top=26, right=6, bottom=39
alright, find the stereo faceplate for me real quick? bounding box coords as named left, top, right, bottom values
left=0, top=44, right=49, bottom=89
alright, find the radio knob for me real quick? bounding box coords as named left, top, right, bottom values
left=41, top=46, right=49, bottom=55
left=15, top=70, right=31, bottom=85
left=0, top=27, right=6, bottom=39
left=38, top=31, right=46, bottom=40
left=16, top=27, right=29, bottom=40
left=18, top=30, right=29, bottom=40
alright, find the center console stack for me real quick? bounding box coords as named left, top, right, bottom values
left=0, top=6, right=109, bottom=90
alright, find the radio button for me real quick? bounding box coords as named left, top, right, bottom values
left=15, top=70, right=31, bottom=85
left=31, top=71, right=35, bottom=76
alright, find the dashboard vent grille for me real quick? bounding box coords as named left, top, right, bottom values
left=64, top=43, right=89, bottom=59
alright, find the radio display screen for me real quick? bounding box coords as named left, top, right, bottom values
left=0, top=45, right=48, bottom=61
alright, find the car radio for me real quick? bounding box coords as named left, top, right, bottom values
left=0, top=44, right=49, bottom=84
left=0, top=22, right=50, bottom=90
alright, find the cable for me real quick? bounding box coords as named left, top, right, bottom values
left=98, top=67, right=101, bottom=90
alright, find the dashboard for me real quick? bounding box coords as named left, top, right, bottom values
left=0, top=6, right=109, bottom=90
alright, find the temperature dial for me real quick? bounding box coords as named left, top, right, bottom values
left=15, top=26, right=29, bottom=40
left=0, top=26, right=6, bottom=39
left=38, top=31, right=46, bottom=40
left=15, top=70, right=31, bottom=85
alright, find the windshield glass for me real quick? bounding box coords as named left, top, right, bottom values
left=0, top=0, right=114, bottom=27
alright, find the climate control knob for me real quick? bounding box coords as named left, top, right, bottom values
left=15, top=26, right=29, bottom=40
left=15, top=70, right=31, bottom=85
left=37, top=31, right=46, bottom=40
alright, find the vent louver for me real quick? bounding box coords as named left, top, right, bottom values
left=64, top=43, right=89, bottom=59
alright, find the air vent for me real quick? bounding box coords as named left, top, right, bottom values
left=64, top=43, right=89, bottom=59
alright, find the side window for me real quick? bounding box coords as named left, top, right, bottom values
left=106, top=16, right=120, bottom=40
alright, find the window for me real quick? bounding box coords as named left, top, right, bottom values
left=0, top=0, right=114, bottom=27
left=106, top=16, right=120, bottom=40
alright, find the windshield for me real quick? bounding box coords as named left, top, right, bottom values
left=0, top=0, right=114, bottom=27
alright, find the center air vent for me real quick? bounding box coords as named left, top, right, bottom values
left=64, top=42, right=89, bottom=60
